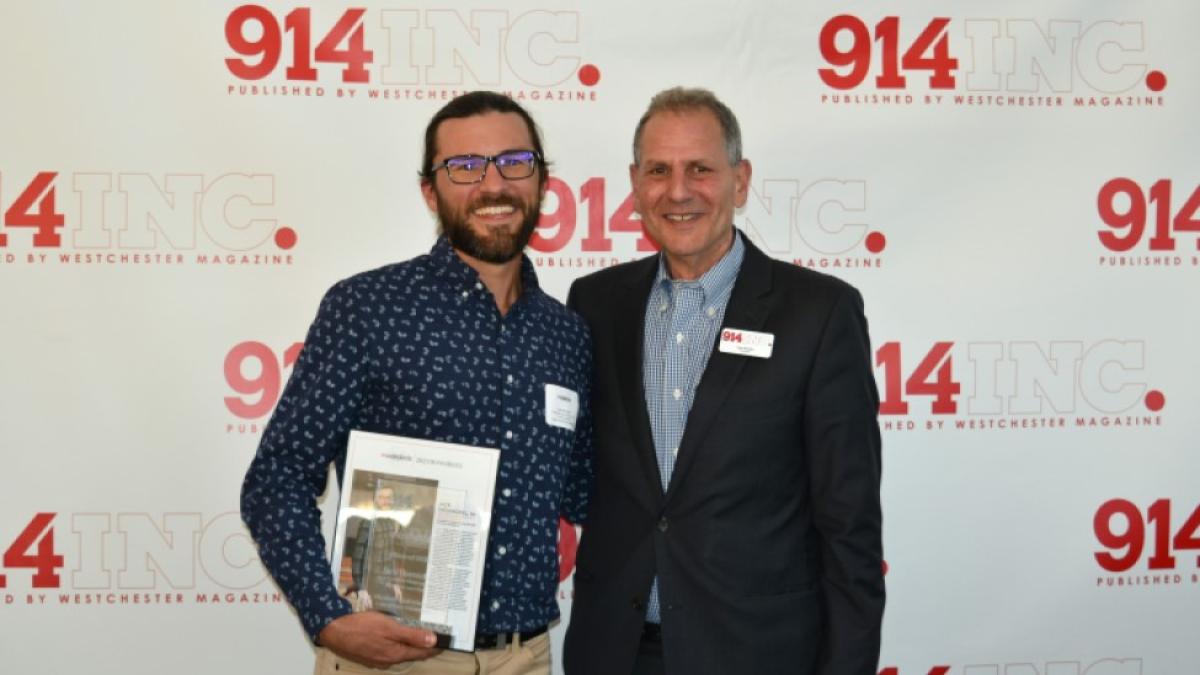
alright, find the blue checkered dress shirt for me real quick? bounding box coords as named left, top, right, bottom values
left=642, top=231, right=745, bottom=623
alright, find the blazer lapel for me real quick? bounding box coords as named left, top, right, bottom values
left=665, top=238, right=773, bottom=500
left=611, top=256, right=667, bottom=507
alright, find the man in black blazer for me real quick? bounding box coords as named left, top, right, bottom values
left=563, top=87, right=884, bottom=675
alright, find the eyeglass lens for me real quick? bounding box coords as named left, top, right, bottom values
left=444, top=151, right=537, bottom=182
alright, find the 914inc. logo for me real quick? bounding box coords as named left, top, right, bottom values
left=0, top=170, right=294, bottom=269
left=1093, top=497, right=1200, bottom=590
left=1094, top=177, right=1200, bottom=269
left=0, top=512, right=283, bottom=608
left=816, top=14, right=1169, bottom=110
left=524, top=175, right=886, bottom=271
left=223, top=5, right=603, bottom=103
left=876, top=339, right=1165, bottom=432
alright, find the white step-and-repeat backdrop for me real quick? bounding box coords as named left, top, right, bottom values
left=1, top=2, right=1196, bottom=673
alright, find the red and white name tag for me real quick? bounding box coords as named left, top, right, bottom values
left=718, top=328, right=774, bottom=359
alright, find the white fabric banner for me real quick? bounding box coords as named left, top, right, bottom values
left=1, top=2, right=1195, bottom=673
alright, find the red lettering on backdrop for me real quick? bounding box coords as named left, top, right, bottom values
left=1, top=513, right=64, bottom=589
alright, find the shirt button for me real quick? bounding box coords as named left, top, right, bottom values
left=498, top=546, right=507, bottom=556
left=659, top=303, right=668, bottom=313
left=506, top=430, right=514, bottom=440
left=506, top=374, right=513, bottom=384
left=671, top=447, right=678, bottom=458
left=675, top=332, right=684, bottom=344
left=706, top=307, right=716, bottom=318
left=502, top=488, right=512, bottom=497
left=491, top=601, right=500, bottom=610
left=461, top=290, right=469, bottom=298
left=672, top=388, right=681, bottom=400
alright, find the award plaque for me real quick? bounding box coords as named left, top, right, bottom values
left=330, top=430, right=500, bottom=651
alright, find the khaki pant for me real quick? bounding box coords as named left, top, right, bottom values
left=313, top=632, right=551, bottom=675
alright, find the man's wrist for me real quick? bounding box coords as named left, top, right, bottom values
left=310, top=597, right=354, bottom=645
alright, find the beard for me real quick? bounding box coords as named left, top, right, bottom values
left=436, top=190, right=541, bottom=264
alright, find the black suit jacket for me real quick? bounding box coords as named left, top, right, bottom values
left=563, top=235, right=884, bottom=675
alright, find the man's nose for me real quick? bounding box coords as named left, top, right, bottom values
left=667, top=169, right=692, bottom=201
left=479, top=159, right=509, bottom=192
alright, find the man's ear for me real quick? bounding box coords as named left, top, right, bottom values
left=420, top=178, right=438, bottom=213
left=733, top=159, right=752, bottom=208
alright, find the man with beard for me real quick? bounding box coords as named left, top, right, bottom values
left=242, top=91, right=593, bottom=675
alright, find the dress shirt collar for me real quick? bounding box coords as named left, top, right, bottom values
left=429, top=235, right=543, bottom=306
left=652, top=228, right=745, bottom=302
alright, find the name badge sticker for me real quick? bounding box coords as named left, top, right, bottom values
left=545, top=384, right=579, bottom=431
left=719, top=328, right=774, bottom=359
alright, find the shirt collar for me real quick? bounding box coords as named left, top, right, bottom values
left=653, top=228, right=745, bottom=301
left=429, top=234, right=543, bottom=299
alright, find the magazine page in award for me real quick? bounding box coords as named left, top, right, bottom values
left=330, top=430, right=500, bottom=651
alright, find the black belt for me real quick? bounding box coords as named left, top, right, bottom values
left=641, top=622, right=662, bottom=642
left=474, top=625, right=548, bottom=650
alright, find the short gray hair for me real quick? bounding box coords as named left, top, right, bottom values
left=632, top=87, right=743, bottom=166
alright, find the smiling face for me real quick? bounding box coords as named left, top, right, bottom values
left=421, top=111, right=546, bottom=265
left=631, top=108, right=751, bottom=280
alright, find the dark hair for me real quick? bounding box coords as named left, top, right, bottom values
left=420, top=91, right=547, bottom=187
left=632, top=87, right=743, bottom=166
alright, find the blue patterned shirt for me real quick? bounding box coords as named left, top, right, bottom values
left=642, top=231, right=744, bottom=622
left=241, top=236, right=593, bottom=642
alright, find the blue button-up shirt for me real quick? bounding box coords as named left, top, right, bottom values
left=242, top=236, right=593, bottom=641
left=642, top=231, right=744, bottom=621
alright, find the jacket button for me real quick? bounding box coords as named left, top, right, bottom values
left=657, top=517, right=669, bottom=532
left=632, top=598, right=643, bottom=610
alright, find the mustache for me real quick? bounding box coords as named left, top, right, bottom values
left=469, top=194, right=524, bottom=210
